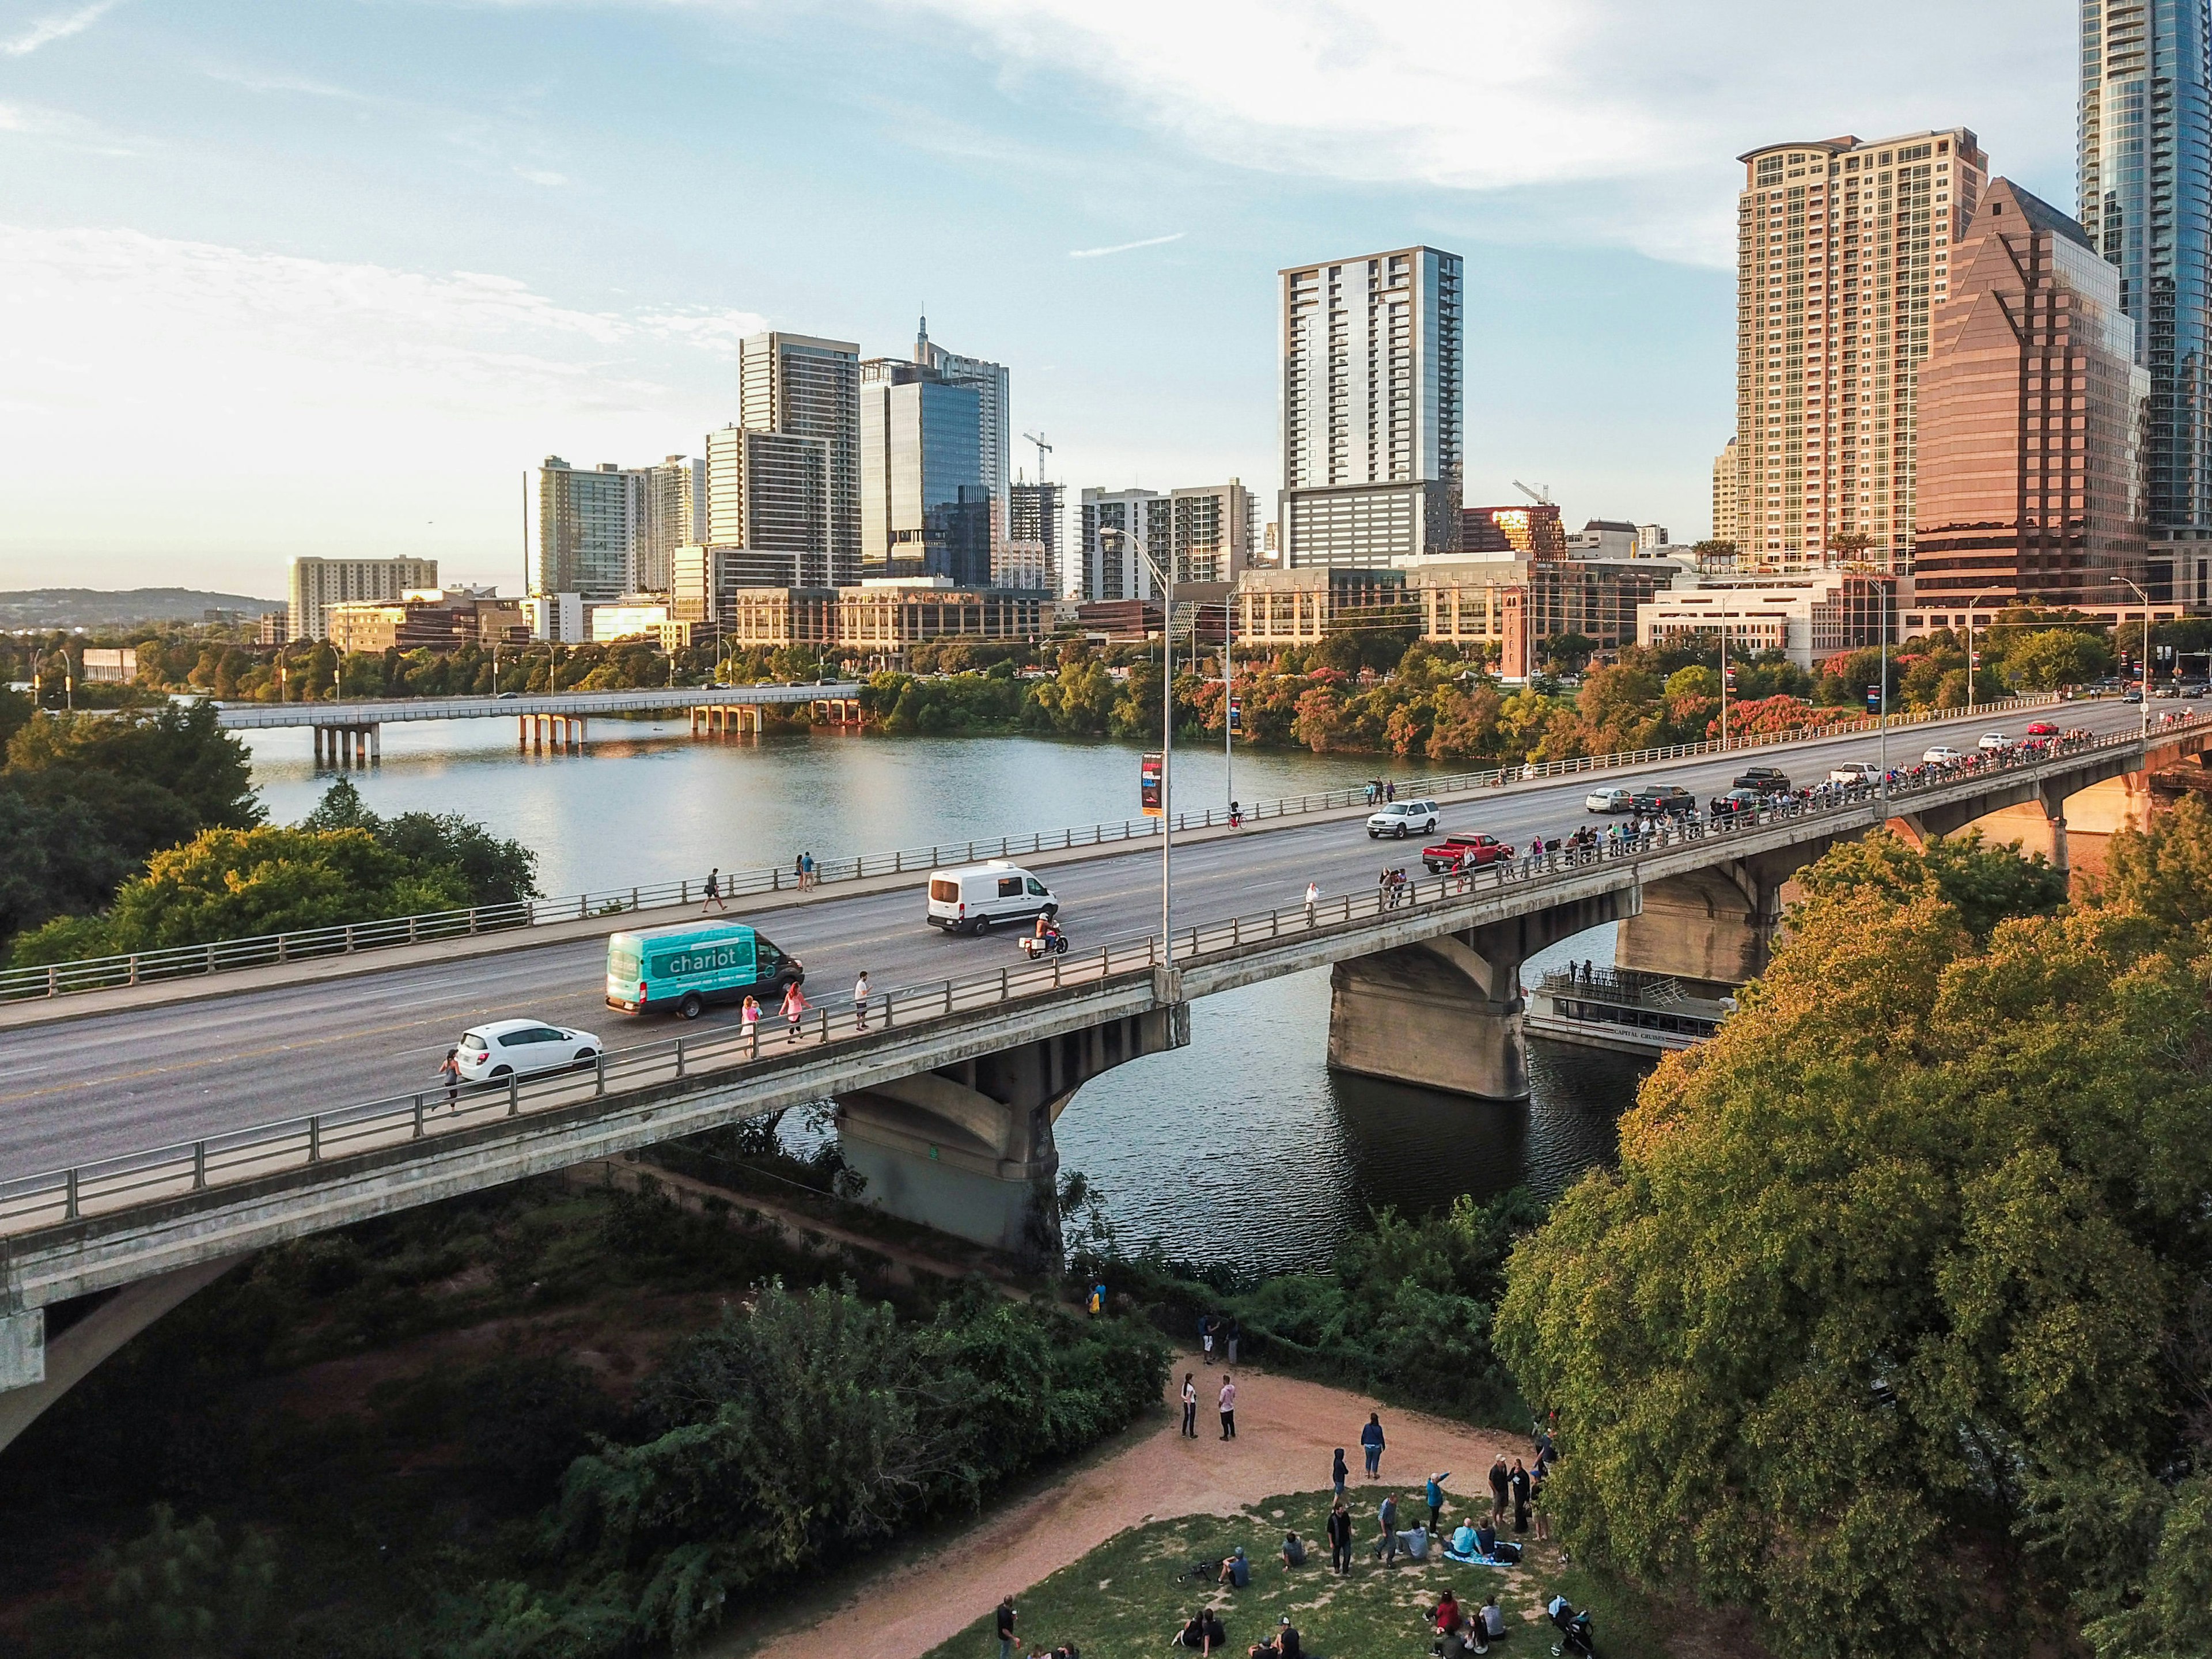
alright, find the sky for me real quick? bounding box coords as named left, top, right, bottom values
left=0, top=0, right=2080, bottom=597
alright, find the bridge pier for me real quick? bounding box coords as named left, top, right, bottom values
left=1614, top=850, right=1801, bottom=1001
left=833, top=1005, right=1188, bottom=1263
left=310, top=724, right=379, bottom=769
left=1327, top=890, right=1638, bottom=1100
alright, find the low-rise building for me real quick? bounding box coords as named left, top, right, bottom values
left=327, top=589, right=528, bottom=653
left=1233, top=567, right=1419, bottom=650
left=1463, top=504, right=1566, bottom=559
left=1635, top=572, right=1894, bottom=669
left=589, top=597, right=673, bottom=643
left=288, top=556, right=438, bottom=642
left=723, top=588, right=840, bottom=651
left=80, top=646, right=138, bottom=683
left=838, top=579, right=1048, bottom=657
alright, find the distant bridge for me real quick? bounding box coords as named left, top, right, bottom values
left=213, top=682, right=864, bottom=763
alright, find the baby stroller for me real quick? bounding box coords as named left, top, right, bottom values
left=1547, top=1597, right=1596, bottom=1657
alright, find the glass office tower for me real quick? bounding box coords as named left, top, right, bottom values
left=2081, top=0, right=2212, bottom=531
left=859, top=359, right=991, bottom=586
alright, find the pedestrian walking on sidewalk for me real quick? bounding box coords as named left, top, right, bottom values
left=1181, top=1373, right=1198, bottom=1437
left=438, top=1048, right=460, bottom=1107
left=701, top=867, right=725, bottom=912
left=781, top=979, right=809, bottom=1043
left=1304, top=881, right=1321, bottom=923
left=1218, top=1374, right=1237, bottom=1440
left=740, top=994, right=761, bottom=1047
left=853, top=971, right=872, bottom=1031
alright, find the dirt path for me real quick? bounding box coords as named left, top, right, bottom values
left=737, top=1358, right=1526, bottom=1659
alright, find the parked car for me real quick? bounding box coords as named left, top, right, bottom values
left=926, top=860, right=1060, bottom=935
left=1422, top=832, right=1510, bottom=874
left=456, top=1019, right=601, bottom=1083
left=1366, top=799, right=1442, bottom=839
left=1630, top=783, right=1696, bottom=816
left=2123, top=689, right=2145, bottom=703
left=2025, top=721, right=2060, bottom=736
left=1584, top=786, right=1636, bottom=814
left=1829, top=761, right=1880, bottom=785
left=1923, top=745, right=1964, bottom=763
left=1732, top=766, right=1791, bottom=795
left=1978, top=731, right=2010, bottom=752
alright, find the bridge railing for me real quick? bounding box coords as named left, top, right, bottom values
left=0, top=692, right=2092, bottom=1007
left=2, top=717, right=2183, bottom=1244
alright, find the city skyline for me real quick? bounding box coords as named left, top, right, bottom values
left=1, top=1, right=2080, bottom=594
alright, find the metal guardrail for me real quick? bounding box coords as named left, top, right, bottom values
left=0, top=694, right=2085, bottom=1006
left=1, top=718, right=2184, bottom=1244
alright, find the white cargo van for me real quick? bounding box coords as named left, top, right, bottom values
left=926, top=860, right=1059, bottom=935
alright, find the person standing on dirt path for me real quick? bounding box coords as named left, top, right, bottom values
left=1218, top=1374, right=1237, bottom=1440
left=1361, top=1411, right=1385, bottom=1479
left=995, top=1594, right=1017, bottom=1659
left=1332, top=1446, right=1349, bottom=1502
left=1181, top=1373, right=1198, bottom=1437
left=1200, top=1312, right=1216, bottom=1365
left=1488, top=1455, right=1510, bottom=1520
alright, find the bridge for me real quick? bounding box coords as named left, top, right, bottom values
left=1, top=702, right=2206, bottom=1447
left=211, top=682, right=864, bottom=764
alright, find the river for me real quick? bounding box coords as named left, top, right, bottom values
left=243, top=717, right=1646, bottom=1272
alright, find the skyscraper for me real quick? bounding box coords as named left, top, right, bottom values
left=634, top=454, right=704, bottom=594
left=703, top=425, right=834, bottom=588
left=858, top=359, right=991, bottom=586
left=287, top=556, right=438, bottom=642
left=2080, top=0, right=2212, bottom=549
left=738, top=332, right=861, bottom=585
left=1912, top=180, right=2147, bottom=607
left=1079, top=487, right=1173, bottom=601
left=1734, top=130, right=1986, bottom=570
left=912, top=317, right=1011, bottom=558
left=536, top=457, right=637, bottom=601
left=1168, top=481, right=1259, bottom=585
left=1278, top=245, right=1464, bottom=566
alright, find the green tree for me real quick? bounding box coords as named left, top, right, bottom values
left=1795, top=827, right=2067, bottom=941
left=1496, top=839, right=2212, bottom=1659
left=81, top=1506, right=278, bottom=1658
left=2005, top=627, right=2114, bottom=690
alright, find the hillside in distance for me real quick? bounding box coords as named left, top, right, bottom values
left=1, top=589, right=284, bottom=630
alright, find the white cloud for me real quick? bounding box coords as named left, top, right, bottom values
left=1069, top=231, right=1184, bottom=259
left=880, top=0, right=2073, bottom=266
left=514, top=165, right=569, bottom=185
left=1, top=0, right=117, bottom=56
left=0, top=225, right=763, bottom=587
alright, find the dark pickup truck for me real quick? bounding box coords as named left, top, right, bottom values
left=1732, top=766, right=1791, bottom=794
left=1421, top=832, right=1510, bottom=874
left=1631, top=783, right=1696, bottom=816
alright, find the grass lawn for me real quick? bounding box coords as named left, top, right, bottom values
left=922, top=1490, right=1669, bottom=1659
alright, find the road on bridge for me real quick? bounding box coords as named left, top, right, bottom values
left=0, top=700, right=2152, bottom=1182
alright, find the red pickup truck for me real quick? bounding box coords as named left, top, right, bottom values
left=1422, top=832, right=1509, bottom=875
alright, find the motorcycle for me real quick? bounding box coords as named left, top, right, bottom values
left=1019, top=929, right=1071, bottom=960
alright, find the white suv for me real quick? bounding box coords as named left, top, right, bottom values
left=1366, top=800, right=1441, bottom=838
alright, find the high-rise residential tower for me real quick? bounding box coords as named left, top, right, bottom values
left=634, top=454, right=704, bottom=594
left=738, top=332, right=861, bottom=585
left=1912, top=180, right=2147, bottom=608
left=703, top=425, right=834, bottom=588
left=1734, top=130, right=1986, bottom=571
left=1009, top=480, right=1065, bottom=594
left=1080, top=487, right=1173, bottom=601
left=913, top=317, right=1010, bottom=558
left=858, top=358, right=991, bottom=586
left=287, top=556, right=438, bottom=642
left=1168, top=481, right=1259, bottom=585
left=536, top=457, right=638, bottom=601
left=2080, top=0, right=2212, bottom=546
left=1279, top=245, right=1464, bottom=566
left=1711, top=437, right=1740, bottom=545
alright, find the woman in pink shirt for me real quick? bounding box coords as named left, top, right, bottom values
left=780, top=979, right=809, bottom=1043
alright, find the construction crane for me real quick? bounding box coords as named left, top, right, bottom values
left=1512, top=479, right=1553, bottom=506
left=1022, top=429, right=1054, bottom=482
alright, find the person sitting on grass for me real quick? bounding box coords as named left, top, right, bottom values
left=1452, top=1520, right=1480, bottom=1557
left=1217, top=1544, right=1251, bottom=1586
left=1479, top=1595, right=1509, bottom=1643
left=1474, top=1518, right=1498, bottom=1558
left=1433, top=1588, right=1464, bottom=1633
left=1280, top=1531, right=1306, bottom=1569
left=1399, top=1520, right=1431, bottom=1560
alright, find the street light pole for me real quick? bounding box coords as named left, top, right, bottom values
left=1105, top=527, right=1176, bottom=964
left=2107, top=577, right=2152, bottom=743
left=1877, top=579, right=1889, bottom=810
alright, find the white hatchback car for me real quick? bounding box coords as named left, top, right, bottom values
left=1978, top=731, right=2010, bottom=752
left=456, top=1018, right=601, bottom=1083
left=1585, top=786, right=1636, bottom=814
left=1922, top=745, right=1964, bottom=763
left=1365, top=800, right=1441, bottom=838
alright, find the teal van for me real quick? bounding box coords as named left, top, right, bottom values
left=604, top=921, right=804, bottom=1020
